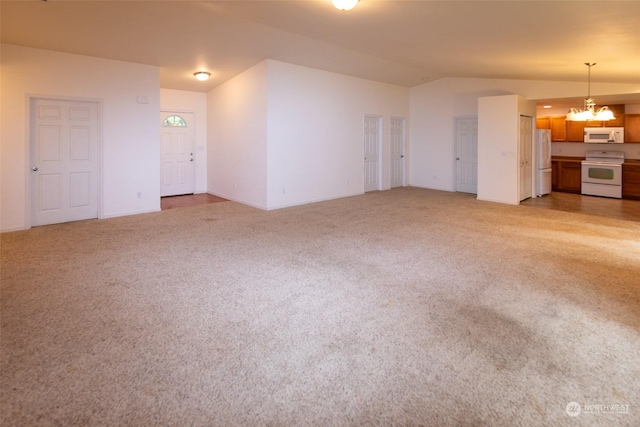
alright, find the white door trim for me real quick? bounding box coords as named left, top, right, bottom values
left=519, top=114, right=534, bottom=202
left=27, top=96, right=103, bottom=228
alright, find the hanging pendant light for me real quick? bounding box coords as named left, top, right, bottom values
left=332, top=0, right=359, bottom=11
left=566, top=63, right=615, bottom=121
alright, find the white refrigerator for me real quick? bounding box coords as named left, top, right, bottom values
left=536, top=129, right=552, bottom=196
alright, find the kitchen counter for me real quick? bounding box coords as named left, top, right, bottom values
left=551, top=156, right=584, bottom=162
left=551, top=156, right=640, bottom=164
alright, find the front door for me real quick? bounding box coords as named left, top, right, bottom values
left=364, top=115, right=381, bottom=192
left=30, top=99, right=99, bottom=226
left=455, top=117, right=478, bottom=194
left=390, top=117, right=405, bottom=188
left=160, top=112, right=195, bottom=197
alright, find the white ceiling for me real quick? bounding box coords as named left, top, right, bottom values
left=2, top=0, right=640, bottom=99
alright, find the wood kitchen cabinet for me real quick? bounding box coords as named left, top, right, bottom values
left=552, top=158, right=582, bottom=193
left=539, top=105, right=626, bottom=142
left=622, top=162, right=640, bottom=199
left=624, top=114, right=640, bottom=143
left=550, top=117, right=567, bottom=141
left=603, top=104, right=626, bottom=127
left=551, top=160, right=559, bottom=189
left=566, top=121, right=585, bottom=142
left=536, top=117, right=550, bottom=130
left=584, top=120, right=604, bottom=128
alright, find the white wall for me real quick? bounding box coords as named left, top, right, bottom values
left=207, top=59, right=410, bottom=210
left=0, top=44, right=160, bottom=232
left=409, top=77, right=640, bottom=192
left=160, top=89, right=207, bottom=193
left=207, top=61, right=269, bottom=209
left=477, top=95, right=535, bottom=205
left=477, top=95, right=519, bottom=204
left=265, top=60, right=410, bottom=209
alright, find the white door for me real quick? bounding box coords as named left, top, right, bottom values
left=364, top=115, right=381, bottom=192
left=519, top=115, right=533, bottom=201
left=30, top=99, right=99, bottom=226
left=390, top=117, right=405, bottom=188
left=160, top=112, right=195, bottom=197
left=455, top=117, right=478, bottom=194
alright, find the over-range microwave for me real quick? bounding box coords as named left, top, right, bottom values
left=584, top=127, right=624, bottom=143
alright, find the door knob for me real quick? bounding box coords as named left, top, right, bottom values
left=31, top=166, right=38, bottom=171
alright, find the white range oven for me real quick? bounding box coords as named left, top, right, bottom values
left=581, top=151, right=625, bottom=199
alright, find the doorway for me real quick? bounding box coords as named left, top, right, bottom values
left=160, top=112, right=195, bottom=197
left=364, top=115, right=381, bottom=192
left=455, top=117, right=478, bottom=194
left=390, top=117, right=406, bottom=188
left=30, top=98, right=99, bottom=226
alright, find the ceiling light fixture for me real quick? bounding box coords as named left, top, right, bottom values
left=332, top=0, right=359, bottom=11
left=566, top=63, right=615, bottom=122
left=194, top=71, right=211, bottom=82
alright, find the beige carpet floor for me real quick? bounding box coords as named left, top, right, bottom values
left=1, top=187, right=639, bottom=426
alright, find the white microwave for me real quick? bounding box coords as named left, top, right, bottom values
left=584, top=127, right=624, bottom=143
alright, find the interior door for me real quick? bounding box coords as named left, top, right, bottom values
left=30, top=99, right=99, bottom=226
left=160, top=112, right=195, bottom=197
left=364, top=115, right=381, bottom=192
left=519, top=115, right=533, bottom=201
left=390, top=117, right=405, bottom=188
left=455, top=117, right=478, bottom=194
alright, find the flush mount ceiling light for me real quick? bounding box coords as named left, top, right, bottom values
left=332, top=0, right=359, bottom=11
left=194, top=71, right=211, bottom=82
left=566, top=63, right=615, bottom=122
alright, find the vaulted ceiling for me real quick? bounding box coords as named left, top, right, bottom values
left=2, top=0, right=640, bottom=95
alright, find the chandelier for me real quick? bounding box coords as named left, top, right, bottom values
left=566, top=63, right=615, bottom=121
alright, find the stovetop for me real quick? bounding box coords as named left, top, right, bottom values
left=583, top=150, right=625, bottom=164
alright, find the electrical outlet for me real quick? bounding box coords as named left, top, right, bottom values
left=137, top=192, right=142, bottom=199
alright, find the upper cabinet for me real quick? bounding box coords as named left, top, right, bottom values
left=550, top=117, right=567, bottom=141
left=536, top=117, right=550, bottom=130
left=538, top=104, right=638, bottom=142
left=566, top=120, right=585, bottom=142
left=625, top=115, right=640, bottom=143
left=598, top=104, right=625, bottom=127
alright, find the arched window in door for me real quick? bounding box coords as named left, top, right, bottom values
left=162, top=115, right=187, bottom=127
